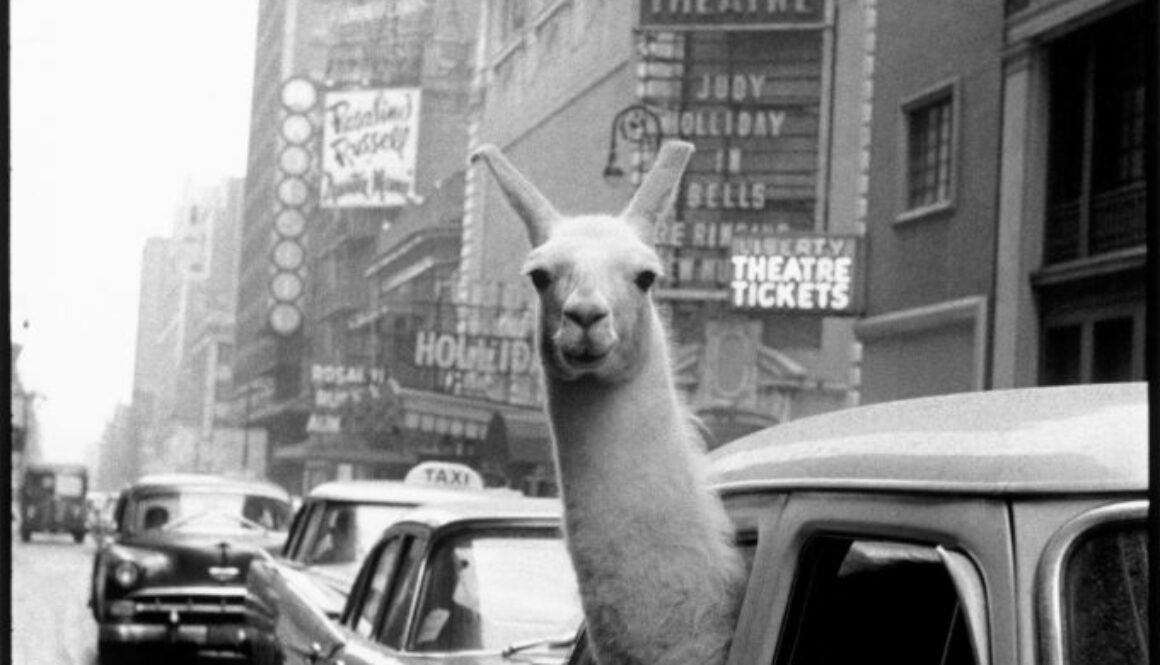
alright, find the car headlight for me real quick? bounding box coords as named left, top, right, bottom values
left=113, top=561, right=141, bottom=588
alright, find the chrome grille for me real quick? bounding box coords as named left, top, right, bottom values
left=127, top=590, right=246, bottom=625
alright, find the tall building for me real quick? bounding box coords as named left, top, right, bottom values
left=131, top=179, right=249, bottom=475
left=854, top=0, right=1152, bottom=402
left=236, top=0, right=491, bottom=493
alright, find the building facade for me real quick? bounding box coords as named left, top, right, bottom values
left=854, top=0, right=1152, bottom=403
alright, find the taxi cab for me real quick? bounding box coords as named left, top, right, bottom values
left=246, top=477, right=521, bottom=665
left=567, top=382, right=1149, bottom=665
left=253, top=497, right=583, bottom=665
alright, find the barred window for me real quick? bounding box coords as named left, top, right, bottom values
left=906, top=94, right=954, bottom=210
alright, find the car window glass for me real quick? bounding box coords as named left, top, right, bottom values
left=380, top=536, right=426, bottom=649
left=129, top=490, right=291, bottom=534
left=283, top=504, right=311, bottom=557
left=290, top=504, right=327, bottom=562
left=777, top=537, right=979, bottom=665
left=352, top=537, right=406, bottom=637
left=411, top=529, right=582, bottom=653
left=55, top=474, right=85, bottom=497
left=305, top=503, right=415, bottom=565
left=1065, top=523, right=1148, bottom=665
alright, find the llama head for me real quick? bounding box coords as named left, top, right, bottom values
left=471, top=141, right=694, bottom=383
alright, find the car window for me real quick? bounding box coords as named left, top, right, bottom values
left=289, top=504, right=326, bottom=561
left=128, top=490, right=291, bottom=534
left=379, top=536, right=426, bottom=649
left=1064, top=523, right=1148, bottom=665
left=303, top=503, right=417, bottom=565
left=350, top=537, right=406, bottom=638
left=411, top=529, right=582, bottom=653
left=776, top=537, right=979, bottom=665
left=55, top=473, right=86, bottom=498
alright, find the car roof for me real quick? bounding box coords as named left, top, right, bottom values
left=394, top=496, right=564, bottom=530
left=129, top=473, right=291, bottom=500
left=305, top=479, right=507, bottom=505
left=709, top=383, right=1148, bottom=497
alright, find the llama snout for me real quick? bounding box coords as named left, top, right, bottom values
left=555, top=299, right=618, bottom=367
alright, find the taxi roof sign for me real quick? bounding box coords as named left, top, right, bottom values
left=404, top=461, right=484, bottom=490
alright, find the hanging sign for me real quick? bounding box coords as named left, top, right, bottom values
left=404, top=461, right=484, bottom=490
left=729, top=232, right=863, bottom=315
left=320, top=88, right=422, bottom=208
left=639, top=0, right=824, bottom=30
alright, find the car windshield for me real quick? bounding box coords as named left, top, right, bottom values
left=411, top=529, right=582, bottom=653
left=303, top=503, right=417, bottom=566
left=131, top=490, right=291, bottom=534
left=1065, top=523, right=1149, bottom=665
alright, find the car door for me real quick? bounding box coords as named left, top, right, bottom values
left=726, top=490, right=1016, bottom=665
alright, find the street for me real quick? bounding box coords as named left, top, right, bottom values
left=11, top=530, right=98, bottom=665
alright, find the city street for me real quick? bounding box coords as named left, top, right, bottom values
left=11, top=530, right=98, bottom=665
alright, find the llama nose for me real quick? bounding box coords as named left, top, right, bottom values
left=564, top=301, right=609, bottom=328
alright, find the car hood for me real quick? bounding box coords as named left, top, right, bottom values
left=115, top=530, right=288, bottom=588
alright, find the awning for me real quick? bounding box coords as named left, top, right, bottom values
left=272, top=440, right=416, bottom=466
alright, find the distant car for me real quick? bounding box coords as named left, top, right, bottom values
left=253, top=497, right=583, bottom=665
left=88, top=473, right=292, bottom=664
left=19, top=462, right=90, bottom=543
left=246, top=480, right=515, bottom=665
left=566, top=382, right=1149, bottom=665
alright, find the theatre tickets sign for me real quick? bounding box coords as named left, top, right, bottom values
left=729, top=233, right=863, bottom=315
left=320, top=88, right=421, bottom=208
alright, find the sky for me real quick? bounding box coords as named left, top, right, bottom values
left=11, top=1, right=259, bottom=462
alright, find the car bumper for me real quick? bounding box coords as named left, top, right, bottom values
left=99, top=622, right=257, bottom=653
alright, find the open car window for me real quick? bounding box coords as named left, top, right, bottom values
left=776, top=537, right=984, bottom=665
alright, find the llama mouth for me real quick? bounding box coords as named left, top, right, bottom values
left=561, top=348, right=609, bottom=368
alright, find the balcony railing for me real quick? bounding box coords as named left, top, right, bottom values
left=1044, top=182, right=1147, bottom=265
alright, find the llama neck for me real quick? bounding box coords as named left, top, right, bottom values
left=545, top=315, right=706, bottom=515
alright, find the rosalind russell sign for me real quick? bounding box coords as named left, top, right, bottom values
left=729, top=233, right=863, bottom=315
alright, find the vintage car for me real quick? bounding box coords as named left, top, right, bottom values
left=566, top=382, right=1149, bottom=665
left=250, top=497, right=583, bottom=665
left=89, top=473, right=293, bottom=664
left=19, top=462, right=90, bottom=543
left=246, top=480, right=516, bottom=664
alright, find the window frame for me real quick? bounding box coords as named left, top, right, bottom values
left=1038, top=301, right=1145, bottom=385
left=896, top=78, right=961, bottom=224
left=1034, top=500, right=1148, bottom=665
left=342, top=534, right=412, bottom=638
left=725, top=490, right=1013, bottom=665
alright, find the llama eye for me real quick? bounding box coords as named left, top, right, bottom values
left=634, top=270, right=657, bottom=291
left=528, top=269, right=552, bottom=291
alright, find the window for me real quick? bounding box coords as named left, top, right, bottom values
left=410, top=529, right=581, bottom=653
left=1040, top=307, right=1144, bottom=385
left=777, top=537, right=981, bottom=665
left=347, top=537, right=406, bottom=638
left=380, top=536, right=426, bottom=648
left=1065, top=523, right=1149, bottom=665
left=1044, top=5, right=1149, bottom=264
left=904, top=89, right=955, bottom=213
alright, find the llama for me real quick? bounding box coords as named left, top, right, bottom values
left=471, top=141, right=746, bottom=665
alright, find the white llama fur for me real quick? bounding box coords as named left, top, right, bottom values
left=472, top=141, right=746, bottom=665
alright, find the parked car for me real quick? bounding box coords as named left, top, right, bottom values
left=566, top=382, right=1149, bottom=665
left=88, top=473, right=293, bottom=664
left=246, top=480, right=515, bottom=664
left=19, top=462, right=90, bottom=543
left=252, top=497, right=583, bottom=665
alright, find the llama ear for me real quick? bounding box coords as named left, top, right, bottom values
left=470, top=144, right=562, bottom=247
left=620, top=140, right=694, bottom=237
